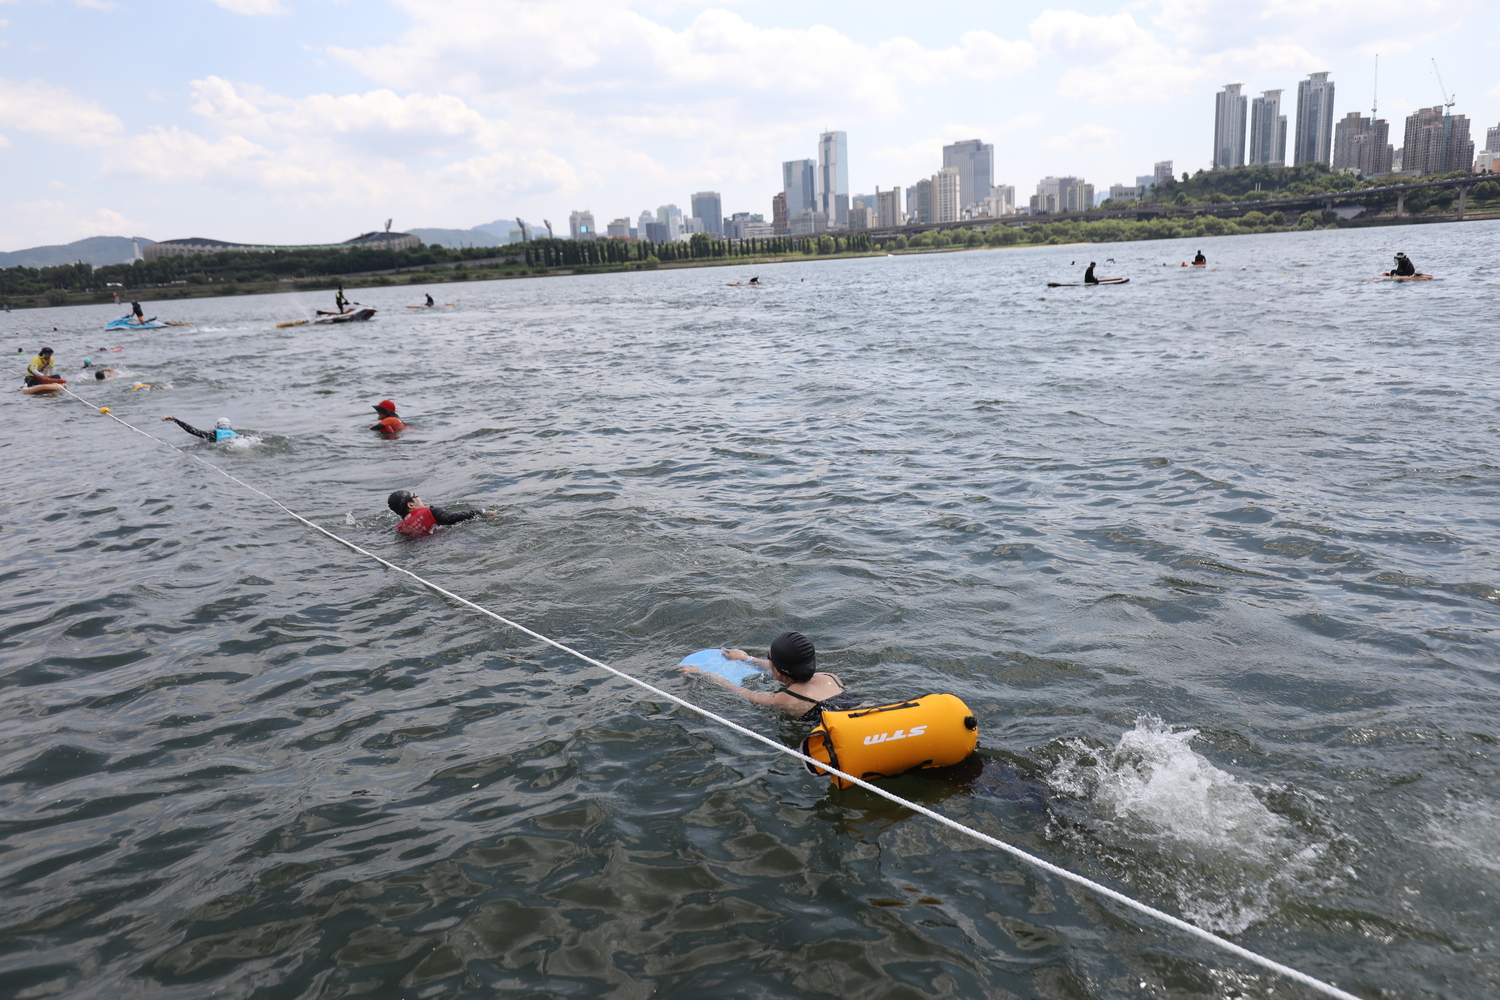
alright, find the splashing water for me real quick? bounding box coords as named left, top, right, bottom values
left=1048, top=717, right=1327, bottom=933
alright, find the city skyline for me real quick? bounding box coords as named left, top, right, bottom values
left=2, top=1, right=1499, bottom=250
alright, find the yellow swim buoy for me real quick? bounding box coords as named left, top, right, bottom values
left=100, top=407, right=111, bottom=414
left=801, top=693, right=978, bottom=789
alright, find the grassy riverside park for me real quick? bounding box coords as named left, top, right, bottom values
left=6, top=193, right=1500, bottom=311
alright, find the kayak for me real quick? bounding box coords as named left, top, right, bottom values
left=1374, top=273, right=1434, bottom=282
left=1046, top=278, right=1130, bottom=287
left=725, top=282, right=764, bottom=287
left=315, top=307, right=376, bottom=324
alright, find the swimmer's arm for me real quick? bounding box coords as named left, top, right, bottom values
left=684, top=669, right=806, bottom=712
left=161, top=416, right=211, bottom=439
left=428, top=505, right=498, bottom=525
left=722, top=648, right=771, bottom=671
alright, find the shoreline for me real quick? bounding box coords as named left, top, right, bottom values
left=4, top=209, right=1496, bottom=312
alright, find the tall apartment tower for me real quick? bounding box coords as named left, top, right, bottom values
left=690, top=192, right=723, bottom=236
left=1248, top=89, right=1287, bottom=166
left=1486, top=123, right=1500, bottom=153
left=1213, top=84, right=1247, bottom=169
left=942, top=139, right=994, bottom=212
left=907, top=178, right=933, bottom=224
left=932, top=167, right=962, bottom=222
left=817, top=131, right=849, bottom=227
left=771, top=192, right=788, bottom=235
left=782, top=159, right=817, bottom=216
left=1293, top=72, right=1336, bottom=165
left=1332, top=113, right=1393, bottom=176
left=1154, top=160, right=1174, bottom=186
left=1402, top=107, right=1474, bottom=176
left=876, top=187, right=902, bottom=228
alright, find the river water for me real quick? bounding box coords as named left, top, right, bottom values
left=3, top=222, right=1498, bottom=1000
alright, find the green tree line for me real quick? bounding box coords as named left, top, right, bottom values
left=522, top=232, right=875, bottom=268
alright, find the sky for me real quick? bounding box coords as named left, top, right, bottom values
left=1, top=0, right=1497, bottom=250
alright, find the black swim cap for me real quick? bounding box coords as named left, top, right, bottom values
left=769, top=631, right=816, bottom=682
left=388, top=490, right=415, bottom=515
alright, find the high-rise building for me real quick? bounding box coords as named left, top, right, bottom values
left=876, top=188, right=902, bottom=228
left=568, top=210, right=597, bottom=241
left=606, top=218, right=630, bottom=239
left=1030, top=176, right=1092, bottom=214
left=848, top=203, right=873, bottom=230
left=1248, top=89, right=1287, bottom=166
left=942, top=139, right=994, bottom=212
left=1475, top=150, right=1496, bottom=174
left=1486, top=123, right=1499, bottom=153
left=788, top=209, right=826, bottom=235
left=657, top=204, right=684, bottom=241
left=983, top=185, right=1015, bottom=217
left=1402, top=107, right=1474, bottom=176
left=772, top=192, right=788, bottom=235
left=1293, top=72, right=1336, bottom=165
left=1154, top=160, right=1175, bottom=186
left=782, top=158, right=816, bottom=216
left=931, top=168, right=962, bottom=222
left=690, top=192, right=723, bottom=236
left=643, top=221, right=669, bottom=243
left=637, top=210, right=655, bottom=240
left=1332, top=112, right=1392, bottom=176
left=907, top=178, right=933, bottom=224
left=818, top=131, right=849, bottom=227
left=1213, top=84, right=1247, bottom=169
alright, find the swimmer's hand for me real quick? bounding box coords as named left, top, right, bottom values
left=160, top=415, right=174, bottom=421
left=481, top=510, right=498, bottom=518
left=679, top=664, right=700, bottom=674
left=722, top=648, right=750, bottom=660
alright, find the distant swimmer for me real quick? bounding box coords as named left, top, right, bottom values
left=1193, top=250, right=1206, bottom=265
left=1084, top=262, right=1099, bottom=284
left=749, top=276, right=761, bottom=285
left=387, top=490, right=496, bottom=538
left=131, top=301, right=145, bottom=323
left=681, top=631, right=861, bottom=722
left=25, top=347, right=63, bottom=387
left=370, top=398, right=405, bottom=434
left=1390, top=252, right=1418, bottom=277
left=161, top=415, right=239, bottom=442
left=425, top=293, right=435, bottom=306
left=92, top=369, right=117, bottom=381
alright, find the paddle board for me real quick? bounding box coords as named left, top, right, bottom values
left=1374, top=273, right=1434, bottom=282
left=406, top=303, right=455, bottom=308
left=679, top=648, right=759, bottom=685
left=1046, top=278, right=1130, bottom=287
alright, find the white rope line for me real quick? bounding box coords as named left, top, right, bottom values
left=50, top=383, right=1366, bottom=1000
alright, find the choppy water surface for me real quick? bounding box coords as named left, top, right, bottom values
left=4, top=223, right=1499, bottom=1000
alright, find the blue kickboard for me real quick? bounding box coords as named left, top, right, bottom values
left=679, top=648, right=758, bottom=685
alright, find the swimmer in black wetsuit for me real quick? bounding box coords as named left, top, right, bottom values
left=1193, top=250, right=1206, bottom=265
left=425, top=293, right=435, bottom=306
left=1084, top=262, right=1099, bottom=284
left=1390, top=252, right=1417, bottom=277
left=682, top=631, right=861, bottom=721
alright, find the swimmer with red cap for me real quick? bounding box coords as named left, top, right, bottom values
left=387, top=490, right=496, bottom=538
left=370, top=399, right=405, bottom=434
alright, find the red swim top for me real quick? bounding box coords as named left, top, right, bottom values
left=395, top=506, right=436, bottom=538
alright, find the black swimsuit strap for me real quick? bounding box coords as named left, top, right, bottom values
left=782, top=678, right=845, bottom=705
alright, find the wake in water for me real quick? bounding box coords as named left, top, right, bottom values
left=1045, top=716, right=1350, bottom=933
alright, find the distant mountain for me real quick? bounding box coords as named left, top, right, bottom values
left=0, top=236, right=154, bottom=269
left=474, top=218, right=526, bottom=239
left=407, top=227, right=508, bottom=248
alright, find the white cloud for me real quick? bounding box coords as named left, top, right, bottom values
left=5, top=200, right=142, bottom=246
left=0, top=77, right=124, bottom=144
left=1030, top=9, right=1201, bottom=104
left=1045, top=124, right=1126, bottom=153
left=207, top=0, right=289, bottom=15
left=0, top=131, right=11, bottom=149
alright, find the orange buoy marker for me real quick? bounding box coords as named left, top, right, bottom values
left=100, top=407, right=111, bottom=414
left=801, top=693, right=978, bottom=789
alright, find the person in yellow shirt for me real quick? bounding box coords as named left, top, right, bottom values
left=25, top=347, right=64, bottom=387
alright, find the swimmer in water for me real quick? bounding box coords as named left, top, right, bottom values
left=161, top=415, right=239, bottom=442
left=387, top=490, right=497, bottom=538
left=682, top=631, right=861, bottom=722
left=131, top=382, right=161, bottom=391
left=92, top=368, right=117, bottom=381
left=370, top=399, right=405, bottom=434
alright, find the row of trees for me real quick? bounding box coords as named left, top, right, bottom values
left=1099, top=163, right=1497, bottom=211
left=521, top=232, right=875, bottom=268
left=0, top=242, right=510, bottom=297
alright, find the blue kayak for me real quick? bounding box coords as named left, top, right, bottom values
left=105, top=315, right=170, bottom=330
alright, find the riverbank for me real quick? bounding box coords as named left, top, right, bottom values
left=6, top=204, right=1497, bottom=311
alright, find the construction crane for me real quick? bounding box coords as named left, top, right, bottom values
left=1431, top=58, right=1455, bottom=111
